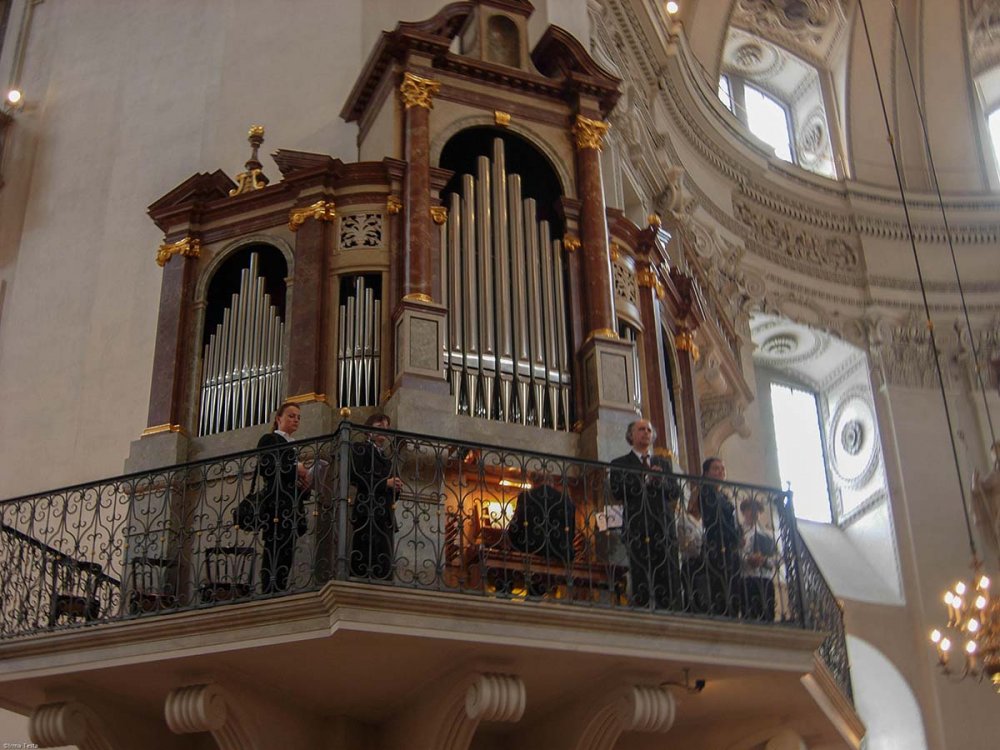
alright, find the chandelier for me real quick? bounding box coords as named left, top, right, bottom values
left=858, top=0, right=1000, bottom=692
left=930, top=562, right=1000, bottom=690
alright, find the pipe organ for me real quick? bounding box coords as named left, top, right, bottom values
left=199, top=252, right=285, bottom=436
left=441, top=138, right=571, bottom=431
left=337, top=275, right=382, bottom=408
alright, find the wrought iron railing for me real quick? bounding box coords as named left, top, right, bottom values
left=0, top=422, right=851, bottom=699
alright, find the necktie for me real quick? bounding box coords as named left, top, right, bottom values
left=641, top=454, right=650, bottom=468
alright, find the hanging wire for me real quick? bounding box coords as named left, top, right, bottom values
left=856, top=0, right=979, bottom=559
left=889, top=0, right=998, bottom=451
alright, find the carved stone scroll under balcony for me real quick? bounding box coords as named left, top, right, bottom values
left=165, top=683, right=256, bottom=750
left=30, top=700, right=122, bottom=750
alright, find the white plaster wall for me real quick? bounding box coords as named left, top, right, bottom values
left=0, top=0, right=364, bottom=498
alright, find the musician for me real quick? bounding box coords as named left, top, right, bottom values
left=257, top=402, right=310, bottom=593
left=349, top=412, right=403, bottom=580
left=609, top=419, right=682, bottom=610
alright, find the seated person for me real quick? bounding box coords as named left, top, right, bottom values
left=503, top=473, right=576, bottom=596
left=739, top=498, right=778, bottom=622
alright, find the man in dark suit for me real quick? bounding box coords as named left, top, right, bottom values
left=348, top=413, right=403, bottom=581
left=507, top=474, right=576, bottom=596
left=609, top=419, right=682, bottom=610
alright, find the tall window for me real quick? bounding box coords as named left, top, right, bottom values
left=744, top=84, right=793, bottom=163
left=769, top=382, right=832, bottom=523
left=988, top=108, right=1000, bottom=180
left=718, top=32, right=837, bottom=178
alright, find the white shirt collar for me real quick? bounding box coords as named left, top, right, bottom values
left=632, top=449, right=651, bottom=462
left=275, top=430, right=293, bottom=440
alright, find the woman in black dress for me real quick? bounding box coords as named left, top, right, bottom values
left=257, top=402, right=310, bottom=593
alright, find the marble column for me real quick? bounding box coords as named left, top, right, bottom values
left=400, top=71, right=440, bottom=303
left=146, top=237, right=200, bottom=435
left=674, top=326, right=702, bottom=473
left=572, top=114, right=616, bottom=339
left=286, top=200, right=335, bottom=406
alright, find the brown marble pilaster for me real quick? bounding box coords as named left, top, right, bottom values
left=146, top=240, right=199, bottom=431
left=674, top=327, right=702, bottom=473
left=572, top=114, right=615, bottom=339
left=400, top=72, right=440, bottom=302
left=286, top=212, right=331, bottom=400
left=635, top=267, right=672, bottom=453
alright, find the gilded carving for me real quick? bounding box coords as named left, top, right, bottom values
left=400, top=72, right=441, bottom=110
left=614, top=259, right=639, bottom=306
left=156, top=237, right=201, bottom=267
left=229, top=124, right=270, bottom=196
left=734, top=197, right=860, bottom=273
left=288, top=200, right=336, bottom=231
left=494, top=110, right=511, bottom=127
left=572, top=115, right=610, bottom=151
left=636, top=269, right=666, bottom=300
left=563, top=234, right=581, bottom=252
left=340, top=213, right=383, bottom=249
left=675, top=329, right=700, bottom=362
left=387, top=195, right=402, bottom=214
left=430, top=205, right=448, bottom=225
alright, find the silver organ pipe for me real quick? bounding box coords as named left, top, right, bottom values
left=337, top=275, right=382, bottom=408
left=442, top=138, right=572, bottom=430
left=199, top=252, right=285, bottom=436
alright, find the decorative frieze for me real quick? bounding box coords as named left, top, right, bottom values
left=734, top=195, right=861, bottom=275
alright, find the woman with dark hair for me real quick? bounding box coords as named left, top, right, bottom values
left=349, top=412, right=403, bottom=580
left=257, top=401, right=310, bottom=593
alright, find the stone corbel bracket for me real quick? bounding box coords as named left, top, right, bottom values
left=165, top=683, right=257, bottom=750
left=384, top=671, right=525, bottom=750
left=29, top=701, right=120, bottom=750
left=532, top=683, right=675, bottom=750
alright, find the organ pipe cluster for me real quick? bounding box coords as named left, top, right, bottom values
left=337, top=275, right=382, bottom=408
left=199, top=253, right=285, bottom=436
left=441, top=139, right=571, bottom=430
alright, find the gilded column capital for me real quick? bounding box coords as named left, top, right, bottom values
left=563, top=234, right=581, bottom=252
left=156, top=237, right=201, bottom=267
left=288, top=200, right=336, bottom=231
left=430, top=205, right=447, bottom=225
left=572, top=114, right=610, bottom=151
left=636, top=269, right=665, bottom=300
left=387, top=195, right=402, bottom=214
left=400, top=72, right=441, bottom=109
left=675, top=329, right=700, bottom=362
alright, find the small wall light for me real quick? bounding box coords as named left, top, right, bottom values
left=665, top=1, right=679, bottom=14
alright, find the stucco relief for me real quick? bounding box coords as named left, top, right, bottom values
left=734, top=195, right=860, bottom=277
left=969, top=0, right=1000, bottom=73
left=864, top=311, right=964, bottom=390
left=733, top=0, right=842, bottom=51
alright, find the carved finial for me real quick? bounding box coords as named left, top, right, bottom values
left=229, top=124, right=270, bottom=196
left=339, top=407, right=352, bottom=420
